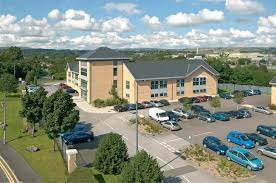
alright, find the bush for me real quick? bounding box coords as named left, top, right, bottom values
left=67, top=168, right=99, bottom=183
left=129, top=117, right=166, bottom=134
left=93, top=99, right=105, bottom=108
left=53, top=72, right=65, bottom=80
left=121, top=150, right=163, bottom=183
left=183, top=144, right=216, bottom=162
left=268, top=104, right=276, bottom=110
left=94, top=133, right=128, bottom=175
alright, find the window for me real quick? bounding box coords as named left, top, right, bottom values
left=177, top=79, right=185, bottom=96
left=193, top=78, right=200, bottom=86
left=81, top=68, right=87, bottom=76
left=177, top=79, right=184, bottom=87
left=126, top=81, right=130, bottom=89
left=200, top=77, right=206, bottom=85
left=113, top=67, right=117, bottom=77
left=81, top=79, right=87, bottom=89
left=151, top=80, right=167, bottom=98
left=193, top=89, right=200, bottom=94
left=193, top=77, right=206, bottom=94
left=125, top=80, right=130, bottom=97
left=113, top=80, right=117, bottom=88
left=200, top=89, right=206, bottom=93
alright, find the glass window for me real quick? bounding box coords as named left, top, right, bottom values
left=81, top=79, right=87, bottom=89
left=193, top=78, right=199, bottom=86
left=113, top=80, right=117, bottom=88
left=200, top=77, right=206, bottom=85
left=81, top=68, right=87, bottom=76
left=177, top=79, right=185, bottom=87
left=113, top=67, right=117, bottom=77
left=126, top=81, right=130, bottom=89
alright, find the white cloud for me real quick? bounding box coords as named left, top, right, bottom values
left=257, top=14, right=276, bottom=34
left=200, top=0, right=225, bottom=3
left=101, top=17, right=132, bottom=32
left=166, top=9, right=224, bottom=27
left=48, top=9, right=63, bottom=20
left=0, top=14, right=17, bottom=26
left=103, top=2, right=141, bottom=15
left=141, top=15, right=161, bottom=30
left=225, top=0, right=264, bottom=14
left=229, top=28, right=255, bottom=38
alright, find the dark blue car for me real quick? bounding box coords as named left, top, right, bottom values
left=62, top=131, right=94, bottom=145
left=212, top=112, right=230, bottom=121
left=203, top=136, right=228, bottom=155
left=257, top=125, right=276, bottom=139
left=61, top=124, right=90, bottom=137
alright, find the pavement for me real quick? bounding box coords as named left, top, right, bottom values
left=0, top=144, right=41, bottom=183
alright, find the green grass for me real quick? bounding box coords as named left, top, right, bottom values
left=0, top=94, right=66, bottom=183
left=66, top=167, right=121, bottom=183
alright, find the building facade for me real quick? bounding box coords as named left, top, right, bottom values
left=67, top=47, right=219, bottom=104
left=270, top=77, right=276, bottom=105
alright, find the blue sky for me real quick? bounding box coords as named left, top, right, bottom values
left=0, top=0, right=275, bottom=49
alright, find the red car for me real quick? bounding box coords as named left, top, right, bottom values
left=59, top=83, right=70, bottom=90
left=196, top=96, right=208, bottom=102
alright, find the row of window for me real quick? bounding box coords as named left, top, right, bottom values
left=193, top=77, right=206, bottom=86
left=193, top=89, right=206, bottom=94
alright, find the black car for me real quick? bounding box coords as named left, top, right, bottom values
left=191, top=97, right=200, bottom=103
left=219, top=93, right=232, bottom=99
left=238, top=108, right=252, bottom=118
left=114, top=105, right=128, bottom=112
left=127, top=104, right=137, bottom=110
left=137, top=103, right=145, bottom=109
left=244, top=133, right=268, bottom=146
left=227, top=110, right=243, bottom=119
left=257, top=125, right=276, bottom=139
left=166, top=111, right=181, bottom=122
left=159, top=99, right=170, bottom=106
left=198, top=112, right=216, bottom=123
left=191, top=105, right=210, bottom=115
left=62, top=132, right=94, bottom=145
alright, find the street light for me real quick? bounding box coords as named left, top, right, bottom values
left=1, top=96, right=6, bottom=145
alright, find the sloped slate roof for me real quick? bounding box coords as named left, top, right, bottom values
left=77, top=47, right=129, bottom=61
left=124, top=59, right=219, bottom=80
left=67, top=62, right=79, bottom=73
left=270, top=76, right=276, bottom=85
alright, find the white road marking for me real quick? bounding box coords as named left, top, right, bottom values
left=156, top=156, right=174, bottom=169
left=103, top=122, right=114, bottom=130
left=193, top=132, right=212, bottom=137
left=163, top=138, right=183, bottom=143
left=182, top=175, right=192, bottom=183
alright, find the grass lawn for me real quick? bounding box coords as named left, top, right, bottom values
left=0, top=94, right=67, bottom=183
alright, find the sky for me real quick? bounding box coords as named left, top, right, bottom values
left=0, top=0, right=275, bottom=49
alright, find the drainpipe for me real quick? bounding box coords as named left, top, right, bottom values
left=135, top=80, right=139, bottom=154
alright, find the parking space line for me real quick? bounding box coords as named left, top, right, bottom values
left=156, top=156, right=174, bottom=169
left=193, top=132, right=212, bottom=137
left=103, top=122, right=114, bottom=130
left=162, top=138, right=183, bottom=143
left=182, top=175, right=192, bottom=183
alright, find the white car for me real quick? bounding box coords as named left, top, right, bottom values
left=172, top=108, right=193, bottom=119
left=253, top=106, right=273, bottom=115
left=257, top=146, right=276, bottom=159
left=149, top=108, right=169, bottom=122
left=161, top=121, right=181, bottom=131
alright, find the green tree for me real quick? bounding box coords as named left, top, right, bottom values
left=94, top=133, right=128, bottom=175
left=121, top=150, right=163, bottom=183
left=182, top=98, right=193, bottom=111
left=0, top=46, right=23, bottom=62
left=209, top=96, right=221, bottom=112
left=25, top=70, right=37, bottom=85
left=109, top=85, right=119, bottom=99
left=233, top=92, right=244, bottom=109
left=0, top=73, right=18, bottom=94
left=42, top=90, right=79, bottom=150
left=21, top=87, right=47, bottom=137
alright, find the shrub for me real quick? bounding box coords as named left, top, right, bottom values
left=67, top=168, right=99, bottom=183
left=183, top=144, right=216, bottom=162
left=129, top=117, right=166, bottom=134
left=268, top=104, right=276, bottom=111
left=94, top=133, right=128, bottom=175
left=121, top=150, right=163, bottom=183
left=53, top=72, right=65, bottom=80
left=93, top=99, right=105, bottom=108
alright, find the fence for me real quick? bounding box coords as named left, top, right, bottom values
left=218, top=83, right=271, bottom=95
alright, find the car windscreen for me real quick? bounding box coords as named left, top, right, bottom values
left=240, top=135, right=249, bottom=141
left=244, top=152, right=257, bottom=161
left=265, top=147, right=276, bottom=153
left=159, top=112, right=167, bottom=117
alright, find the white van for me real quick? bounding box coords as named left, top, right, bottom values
left=149, top=108, right=169, bottom=122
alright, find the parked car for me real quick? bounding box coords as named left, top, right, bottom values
left=257, top=146, right=276, bottom=159
left=242, top=90, right=253, bottom=97
left=244, top=133, right=268, bottom=146
left=203, top=136, right=228, bottom=155
left=141, top=101, right=153, bottom=108
left=253, top=106, right=273, bottom=115
left=197, top=112, right=216, bottom=123
left=190, top=105, right=209, bottom=114
left=61, top=124, right=91, bottom=137
left=150, top=100, right=164, bottom=107
left=62, top=131, right=94, bottom=145
left=114, top=104, right=128, bottom=112
left=256, top=125, right=276, bottom=139
left=238, top=108, right=252, bottom=118
left=226, top=110, right=243, bottom=119
left=212, top=112, right=230, bottom=121
left=161, top=121, right=182, bottom=131
left=59, top=83, right=70, bottom=90
left=149, top=108, right=169, bottom=122
left=166, top=111, right=181, bottom=122
left=226, top=131, right=255, bottom=149
left=159, top=99, right=170, bottom=106
left=253, top=89, right=262, bottom=95
left=172, top=108, right=193, bottom=119
left=66, top=88, right=77, bottom=94
left=219, top=93, right=232, bottom=99
left=127, top=104, right=137, bottom=110
left=196, top=96, right=207, bottom=102
left=191, top=97, right=200, bottom=103
left=226, top=147, right=264, bottom=171
left=27, top=85, right=39, bottom=93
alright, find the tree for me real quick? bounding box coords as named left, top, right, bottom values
left=21, top=87, right=47, bottom=137
left=209, top=96, right=221, bottom=112
left=0, top=46, right=23, bottom=62
left=121, top=150, right=163, bottom=183
left=233, top=92, right=244, bottom=109
left=94, top=133, right=128, bottom=175
left=182, top=98, right=193, bottom=111
left=109, top=85, right=119, bottom=99
left=25, top=70, right=37, bottom=85
left=0, top=73, right=18, bottom=94
left=42, top=90, right=79, bottom=150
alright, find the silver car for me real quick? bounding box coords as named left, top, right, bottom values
left=257, top=146, right=276, bottom=159
left=172, top=108, right=193, bottom=119
left=161, top=121, right=181, bottom=131
left=150, top=100, right=164, bottom=107
left=141, top=101, right=153, bottom=108
left=254, top=106, right=273, bottom=115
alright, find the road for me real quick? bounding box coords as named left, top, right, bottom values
left=0, top=156, right=19, bottom=183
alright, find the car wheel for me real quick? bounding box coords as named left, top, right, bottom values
left=227, top=156, right=231, bottom=161
left=203, top=144, right=207, bottom=148
left=256, top=142, right=260, bottom=146
left=257, top=150, right=263, bottom=155
left=246, top=165, right=252, bottom=171
left=242, top=145, right=246, bottom=148
left=216, top=151, right=220, bottom=155
left=227, top=138, right=231, bottom=142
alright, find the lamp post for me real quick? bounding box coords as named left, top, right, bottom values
left=135, top=81, right=139, bottom=154
left=1, top=95, right=6, bottom=145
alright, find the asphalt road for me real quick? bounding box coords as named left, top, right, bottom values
left=0, top=168, right=9, bottom=183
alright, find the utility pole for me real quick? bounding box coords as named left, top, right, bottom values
left=135, top=81, right=139, bottom=154
left=1, top=95, right=6, bottom=145
left=13, top=63, right=16, bottom=77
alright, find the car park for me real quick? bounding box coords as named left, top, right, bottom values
left=203, top=136, right=228, bottom=155
left=244, top=133, right=268, bottom=146
left=62, top=131, right=94, bottom=145
left=150, top=100, right=164, bottom=107
left=149, top=108, right=169, bottom=122
left=172, top=108, right=193, bottom=119
left=159, top=99, right=170, bottom=106
left=256, top=125, right=276, bottom=139
left=166, top=111, right=181, bottom=122
left=226, top=147, right=264, bottom=171
left=114, top=104, right=128, bottom=112
left=257, top=146, right=276, bottom=159
left=212, top=112, right=230, bottom=121
left=253, top=106, right=273, bottom=115
left=226, top=131, right=255, bottom=149
left=161, top=121, right=182, bottom=131
left=238, top=108, right=252, bottom=118
left=141, top=101, right=153, bottom=108
left=219, top=93, right=232, bottom=99
left=197, top=112, right=216, bottom=123
left=226, top=110, right=243, bottom=119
